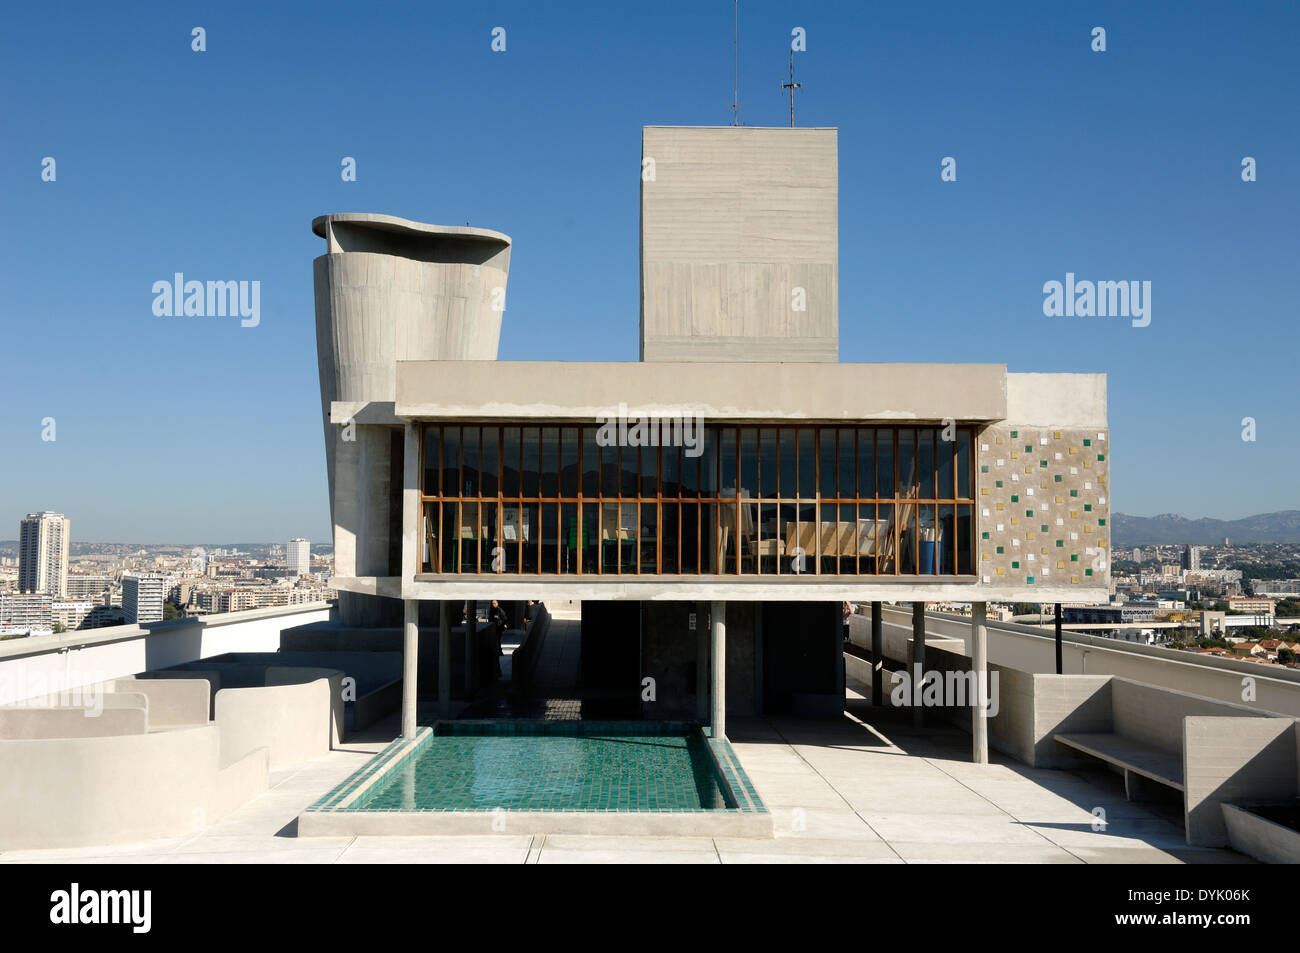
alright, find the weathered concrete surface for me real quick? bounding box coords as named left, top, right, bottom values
left=396, top=361, right=1007, bottom=423
left=640, top=126, right=838, bottom=362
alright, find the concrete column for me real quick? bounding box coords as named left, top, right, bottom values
left=438, top=600, right=452, bottom=717
left=401, top=598, right=419, bottom=739
left=971, top=601, right=988, bottom=764
left=695, top=602, right=709, bottom=721
left=911, top=601, right=926, bottom=728
left=710, top=601, right=726, bottom=740
left=871, top=601, right=883, bottom=706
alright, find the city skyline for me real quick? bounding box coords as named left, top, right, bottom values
left=3, top=1, right=1297, bottom=541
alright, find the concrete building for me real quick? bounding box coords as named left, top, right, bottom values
left=1181, top=544, right=1200, bottom=572
left=65, top=574, right=112, bottom=601
left=311, top=125, right=1112, bottom=759
left=287, top=538, right=311, bottom=577
left=1228, top=597, right=1277, bottom=614
left=18, top=511, right=70, bottom=598
left=0, top=592, right=54, bottom=635
left=122, top=574, right=167, bottom=624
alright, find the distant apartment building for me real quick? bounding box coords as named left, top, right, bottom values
left=65, top=573, right=112, bottom=601
left=1252, top=578, right=1300, bottom=596
left=51, top=600, right=95, bottom=631
left=1180, top=544, right=1201, bottom=572
left=122, top=574, right=167, bottom=624
left=219, top=589, right=258, bottom=613
left=0, top=593, right=54, bottom=634
left=1227, top=596, right=1276, bottom=615
left=287, top=538, right=311, bottom=577
left=18, top=512, right=70, bottom=598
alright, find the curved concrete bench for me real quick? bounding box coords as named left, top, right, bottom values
left=0, top=724, right=268, bottom=850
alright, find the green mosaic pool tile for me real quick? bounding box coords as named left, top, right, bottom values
left=346, top=725, right=729, bottom=813
left=1071, top=554, right=1078, bottom=561
left=1083, top=439, right=1091, bottom=446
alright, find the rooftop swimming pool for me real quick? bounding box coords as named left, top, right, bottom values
left=301, top=721, right=770, bottom=837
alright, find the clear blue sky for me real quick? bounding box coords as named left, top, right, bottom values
left=2, top=1, right=1296, bottom=543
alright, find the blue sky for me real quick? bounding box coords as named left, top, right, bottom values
left=2, top=1, right=1296, bottom=543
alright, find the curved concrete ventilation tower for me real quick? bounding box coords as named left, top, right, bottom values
left=313, top=213, right=511, bottom=625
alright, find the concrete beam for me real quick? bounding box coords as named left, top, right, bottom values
left=396, top=361, right=1007, bottom=424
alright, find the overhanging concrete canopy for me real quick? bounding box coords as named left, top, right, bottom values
left=395, top=361, right=1007, bottom=422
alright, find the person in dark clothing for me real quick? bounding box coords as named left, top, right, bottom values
left=489, top=600, right=508, bottom=656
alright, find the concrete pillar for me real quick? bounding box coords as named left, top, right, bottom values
left=710, top=601, right=726, bottom=740
left=971, top=601, right=988, bottom=764
left=911, top=601, right=926, bottom=728
left=695, top=602, right=709, bottom=721
left=871, top=601, right=883, bottom=706
left=401, top=598, right=419, bottom=739
left=438, top=600, right=452, bottom=717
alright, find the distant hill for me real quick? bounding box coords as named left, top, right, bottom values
left=1112, top=511, right=1300, bottom=546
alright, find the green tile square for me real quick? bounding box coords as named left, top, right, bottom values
left=996, top=480, right=1003, bottom=487
left=1084, top=504, right=1092, bottom=511
left=1085, top=568, right=1093, bottom=576
left=1026, top=509, right=1033, bottom=517
left=1011, top=430, right=1018, bottom=438
left=1011, top=494, right=1019, bottom=502
left=981, top=465, right=989, bottom=473
left=1097, top=453, right=1105, bottom=461
left=1026, top=576, right=1035, bottom=584
left=1025, top=445, right=1032, bottom=453
left=1099, top=518, right=1106, bottom=526
left=981, top=531, right=990, bottom=539
left=1071, top=554, right=1078, bottom=561
left=996, top=546, right=1004, bottom=554
left=1070, top=490, right=1078, bottom=497
left=1054, top=475, right=1062, bottom=482
left=1040, top=460, right=1047, bottom=468
left=1011, top=561, right=1020, bottom=569
left=1056, top=540, right=1064, bottom=547
left=1041, top=524, right=1048, bottom=532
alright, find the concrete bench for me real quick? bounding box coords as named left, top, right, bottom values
left=1053, top=731, right=1184, bottom=798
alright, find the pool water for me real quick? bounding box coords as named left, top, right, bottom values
left=349, top=722, right=730, bottom=812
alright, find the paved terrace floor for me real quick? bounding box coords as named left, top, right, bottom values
left=0, top=681, right=1249, bottom=864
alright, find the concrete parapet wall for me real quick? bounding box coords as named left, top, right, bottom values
left=215, top=675, right=337, bottom=770
left=113, top=676, right=209, bottom=727
left=0, top=705, right=147, bottom=739
left=0, top=724, right=266, bottom=850
left=1183, top=715, right=1298, bottom=848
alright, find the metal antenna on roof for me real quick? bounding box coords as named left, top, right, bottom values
left=783, top=49, right=801, bottom=127
left=731, top=1, right=741, bottom=125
